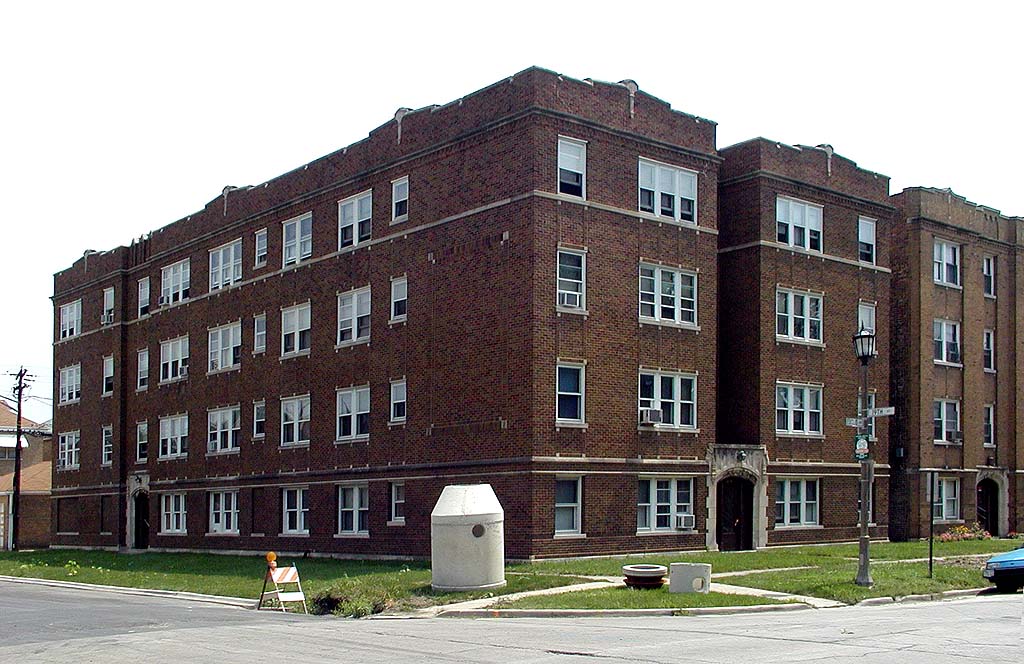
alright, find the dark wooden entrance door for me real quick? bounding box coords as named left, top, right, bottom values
left=977, top=479, right=999, bottom=536
left=133, top=492, right=150, bottom=549
left=717, top=476, right=754, bottom=551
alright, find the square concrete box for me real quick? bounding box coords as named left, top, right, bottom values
left=669, top=562, right=711, bottom=593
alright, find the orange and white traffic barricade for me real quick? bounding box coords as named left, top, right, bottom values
left=257, top=551, right=308, bottom=613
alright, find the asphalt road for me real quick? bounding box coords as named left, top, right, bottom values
left=1, top=581, right=1021, bottom=663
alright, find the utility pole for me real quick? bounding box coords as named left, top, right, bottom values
left=9, top=368, right=29, bottom=551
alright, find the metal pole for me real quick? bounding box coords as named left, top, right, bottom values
left=928, top=470, right=935, bottom=578
left=855, top=359, right=873, bottom=587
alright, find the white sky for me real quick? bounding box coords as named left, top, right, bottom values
left=1, top=1, right=1021, bottom=423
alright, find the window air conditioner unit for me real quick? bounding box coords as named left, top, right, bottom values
left=953, top=431, right=964, bottom=444
left=639, top=409, right=662, bottom=426
left=179, top=366, right=189, bottom=377
left=209, top=359, right=218, bottom=371
left=675, top=514, right=695, bottom=530
left=158, top=295, right=169, bottom=306
left=100, top=313, right=114, bottom=324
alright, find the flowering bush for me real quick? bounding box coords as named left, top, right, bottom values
left=938, top=522, right=991, bottom=542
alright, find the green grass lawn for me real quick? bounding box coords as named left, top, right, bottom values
left=495, top=586, right=789, bottom=610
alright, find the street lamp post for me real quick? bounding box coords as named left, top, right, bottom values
left=853, top=326, right=876, bottom=587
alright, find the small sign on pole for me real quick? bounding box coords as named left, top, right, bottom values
left=867, top=406, right=895, bottom=418
left=854, top=434, right=870, bottom=460
left=845, top=417, right=865, bottom=428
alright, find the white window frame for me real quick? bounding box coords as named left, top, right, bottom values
left=557, top=137, right=586, bottom=199
left=776, top=288, right=823, bottom=344
left=101, top=425, right=113, bottom=466
left=932, top=319, right=961, bottom=365
left=158, top=414, right=189, bottom=459
left=102, top=356, right=114, bottom=395
left=282, top=487, right=309, bottom=535
left=858, top=301, right=876, bottom=334
left=390, top=276, right=408, bottom=323
left=337, top=287, right=371, bottom=346
left=253, top=400, right=266, bottom=439
left=638, top=158, right=697, bottom=224
left=776, top=196, right=823, bottom=252
left=282, top=213, right=313, bottom=267
left=391, top=177, right=409, bottom=222
left=338, top=484, right=369, bottom=536
left=983, top=404, right=995, bottom=448
left=137, top=349, right=149, bottom=390
left=161, top=493, right=187, bottom=534
left=775, top=382, right=823, bottom=436
left=983, top=255, right=995, bottom=297
left=208, top=322, right=242, bottom=373
left=281, top=395, right=311, bottom=446
left=555, top=363, right=585, bottom=424
left=281, top=303, right=311, bottom=357
left=207, top=405, right=241, bottom=453
left=209, top=238, right=242, bottom=290
left=639, top=264, right=697, bottom=326
left=336, top=386, right=370, bottom=441
left=209, top=491, right=239, bottom=535
left=983, top=329, right=995, bottom=371
left=933, top=399, right=961, bottom=444
left=253, top=314, right=266, bottom=354
left=775, top=478, right=819, bottom=527
left=160, top=259, right=191, bottom=305
left=390, top=482, right=405, bottom=524
left=59, top=364, right=81, bottom=404
left=138, top=278, right=150, bottom=317
left=931, top=478, right=960, bottom=521
left=57, top=431, right=80, bottom=470
left=136, top=421, right=148, bottom=462
left=638, top=371, right=697, bottom=429
left=59, top=299, right=82, bottom=339
left=160, top=336, right=190, bottom=382
left=339, top=190, right=373, bottom=248
left=390, top=380, right=407, bottom=424
left=933, top=239, right=960, bottom=287
left=554, top=476, right=582, bottom=535
left=254, top=228, right=268, bottom=267
left=557, top=249, right=586, bottom=310
left=858, top=216, right=876, bottom=264
left=636, top=477, right=693, bottom=532
left=102, top=287, right=115, bottom=321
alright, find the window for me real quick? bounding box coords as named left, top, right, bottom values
left=339, top=190, right=373, bottom=248
left=161, top=493, right=187, bottom=534
left=391, top=177, right=409, bottom=222
left=983, top=329, right=995, bottom=371
left=281, top=303, right=311, bottom=356
left=933, top=399, right=960, bottom=444
left=282, top=487, right=309, bottom=535
left=281, top=395, right=311, bottom=446
left=554, top=477, right=581, bottom=534
left=858, top=390, right=876, bottom=438
left=160, top=259, right=191, bottom=305
left=101, top=426, right=113, bottom=465
left=336, top=387, right=370, bottom=440
left=102, top=287, right=115, bottom=322
left=209, top=491, right=238, bottom=534
left=638, top=158, right=697, bottom=223
left=282, top=213, right=313, bottom=266
left=209, top=239, right=242, bottom=290
left=858, top=216, right=876, bottom=264
left=390, top=482, right=405, bottom=523
left=636, top=478, right=693, bottom=532
left=557, top=138, right=586, bottom=198
left=556, top=364, right=584, bottom=423
left=639, top=265, right=697, bottom=325
left=775, top=479, right=819, bottom=526
left=254, top=229, right=268, bottom=267
left=858, top=301, right=876, bottom=334
left=932, top=320, right=961, bottom=364
left=59, top=299, right=82, bottom=339
left=253, top=401, right=266, bottom=438
left=207, top=406, right=241, bottom=453
left=933, top=239, right=960, bottom=286
left=337, top=287, right=371, bottom=345
left=102, top=356, right=114, bottom=395
left=59, top=364, right=81, bottom=403
left=639, top=372, right=696, bottom=428
left=136, top=349, right=149, bottom=389
left=932, top=478, right=960, bottom=520
left=776, top=196, right=823, bottom=252
left=983, top=405, right=995, bottom=447
left=160, top=336, right=189, bottom=381
left=390, top=380, right=407, bottom=423
left=138, top=278, right=150, bottom=317
left=776, top=289, right=823, bottom=343
left=253, top=314, right=266, bottom=354
left=775, top=383, right=823, bottom=435
left=159, top=414, right=189, bottom=458
left=136, top=421, right=148, bottom=462
left=57, top=431, right=80, bottom=470
left=557, top=250, right=585, bottom=310
left=983, top=255, right=995, bottom=297
left=390, top=277, right=408, bottom=322
left=338, top=485, right=369, bottom=535
left=208, top=322, right=241, bottom=372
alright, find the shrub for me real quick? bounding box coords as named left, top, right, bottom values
left=309, top=586, right=396, bottom=617
left=938, top=523, right=991, bottom=542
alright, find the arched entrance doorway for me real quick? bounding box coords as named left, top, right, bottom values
left=717, top=475, right=754, bottom=551
left=977, top=479, right=999, bottom=536
left=133, top=492, right=150, bottom=550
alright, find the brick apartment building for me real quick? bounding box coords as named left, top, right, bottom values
left=889, top=187, right=1024, bottom=540
left=718, top=140, right=893, bottom=547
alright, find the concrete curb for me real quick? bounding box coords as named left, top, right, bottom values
left=436, top=603, right=811, bottom=619
left=855, top=587, right=990, bottom=607
left=0, top=575, right=258, bottom=609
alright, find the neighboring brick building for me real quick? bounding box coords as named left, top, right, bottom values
left=1, top=401, right=52, bottom=549
left=717, top=139, right=894, bottom=547
left=51, top=68, right=726, bottom=559
left=889, top=187, right=1024, bottom=540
